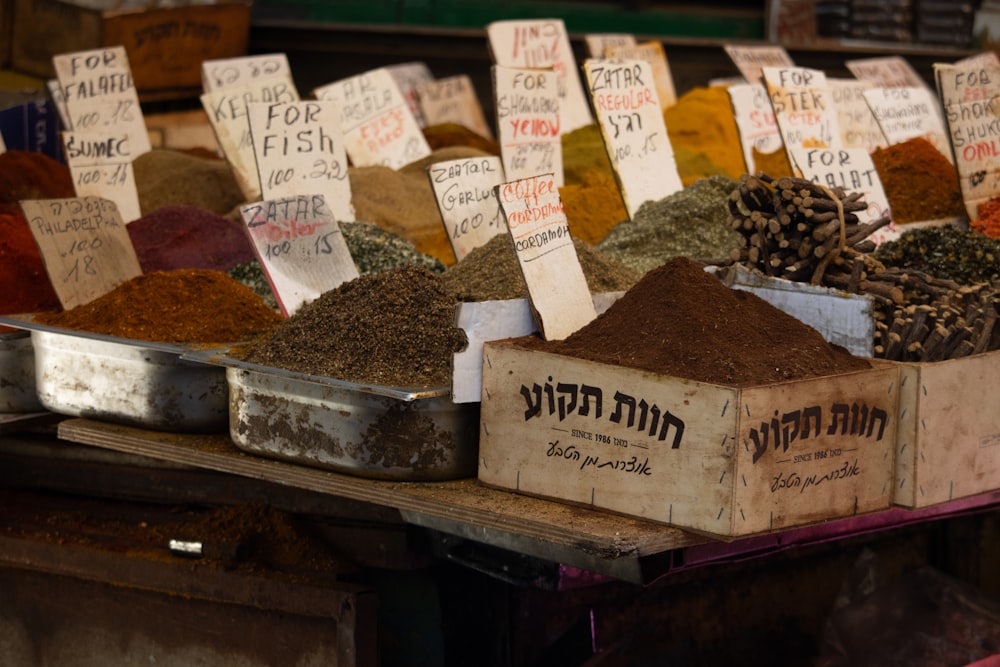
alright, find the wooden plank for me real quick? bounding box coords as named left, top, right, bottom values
left=57, top=418, right=703, bottom=583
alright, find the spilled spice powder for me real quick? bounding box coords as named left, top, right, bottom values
left=524, top=257, right=871, bottom=386
left=241, top=266, right=467, bottom=387
left=36, top=269, right=282, bottom=344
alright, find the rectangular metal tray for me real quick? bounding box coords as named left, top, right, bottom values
left=188, top=349, right=480, bottom=482
left=0, top=315, right=228, bottom=433
left=0, top=329, right=45, bottom=413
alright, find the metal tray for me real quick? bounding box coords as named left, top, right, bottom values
left=0, top=315, right=228, bottom=433
left=189, top=350, right=480, bottom=481
left=0, top=329, right=45, bottom=413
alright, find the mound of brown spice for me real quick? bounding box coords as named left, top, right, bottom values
left=241, top=265, right=467, bottom=388
left=36, top=269, right=282, bottom=344
left=523, top=257, right=871, bottom=386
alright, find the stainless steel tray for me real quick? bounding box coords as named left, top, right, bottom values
left=0, top=315, right=228, bottom=433
left=188, top=350, right=480, bottom=482
left=0, top=329, right=45, bottom=413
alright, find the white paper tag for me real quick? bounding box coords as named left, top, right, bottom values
left=202, top=53, right=293, bottom=93
left=428, top=155, right=506, bottom=261
left=762, top=66, right=841, bottom=152
left=61, top=130, right=142, bottom=223
left=862, top=86, right=952, bottom=162
left=723, top=44, right=794, bottom=84
left=493, top=65, right=564, bottom=186
left=416, top=74, right=494, bottom=139
left=727, top=82, right=783, bottom=174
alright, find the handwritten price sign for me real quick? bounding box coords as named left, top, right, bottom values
left=239, top=194, right=359, bottom=316
left=202, top=53, right=292, bottom=93
left=493, top=65, right=564, bottom=186
left=61, top=130, right=141, bottom=223
left=21, top=197, right=141, bottom=309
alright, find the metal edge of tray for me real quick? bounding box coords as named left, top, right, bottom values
left=181, top=347, right=452, bottom=403
left=0, top=314, right=196, bottom=357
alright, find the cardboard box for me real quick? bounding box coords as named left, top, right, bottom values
left=10, top=0, right=251, bottom=100
left=479, top=339, right=900, bottom=539
left=894, top=350, right=1000, bottom=509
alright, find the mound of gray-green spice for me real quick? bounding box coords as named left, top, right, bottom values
left=240, top=265, right=466, bottom=388
left=596, top=175, right=741, bottom=274
left=874, top=225, right=1000, bottom=285
left=444, top=233, right=640, bottom=301
left=228, top=221, right=445, bottom=309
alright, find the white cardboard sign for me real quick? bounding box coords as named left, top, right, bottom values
left=201, top=74, right=300, bottom=201
left=828, top=79, right=888, bottom=152
left=583, top=58, right=681, bottom=218
left=723, top=44, right=794, bottom=84
left=788, top=146, right=896, bottom=245
left=248, top=100, right=354, bottom=223
left=387, top=61, right=435, bottom=128
left=416, top=74, right=494, bottom=139
left=202, top=53, right=293, bottom=93
left=585, top=33, right=637, bottom=58
left=493, top=65, right=564, bottom=186
left=727, top=82, right=783, bottom=174
left=846, top=56, right=926, bottom=89
left=239, top=194, right=359, bottom=317
left=603, top=41, right=677, bottom=108
left=313, top=67, right=432, bottom=169
left=428, top=155, right=506, bottom=261
left=61, top=130, right=142, bottom=223
left=762, top=66, right=841, bottom=153
left=495, top=173, right=596, bottom=340
left=486, top=19, right=593, bottom=134
left=52, top=46, right=151, bottom=157
left=21, top=196, right=141, bottom=309
left=934, top=62, right=1000, bottom=220
left=862, top=86, right=952, bottom=162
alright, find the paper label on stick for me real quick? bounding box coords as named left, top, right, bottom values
left=762, top=66, right=841, bottom=153
left=387, top=61, right=435, bottom=128
left=603, top=41, right=677, bottom=108
left=61, top=130, right=142, bottom=223
left=585, top=33, right=637, bottom=58
left=248, top=101, right=354, bottom=222
left=428, top=156, right=506, bottom=261
left=846, top=56, right=926, bottom=89
left=201, top=74, right=300, bottom=201
left=416, top=74, right=494, bottom=139
left=934, top=62, right=1000, bottom=220
left=862, top=86, right=952, bottom=161
left=828, top=79, right=888, bottom=152
left=21, top=197, right=141, bottom=310
left=202, top=53, right=293, bottom=93
left=727, top=82, right=782, bottom=174
left=495, top=173, right=596, bottom=340
left=239, top=195, right=359, bottom=317
left=487, top=19, right=593, bottom=134
left=584, top=58, right=681, bottom=218
left=47, top=79, right=71, bottom=130
left=493, top=65, right=564, bottom=186
left=52, top=46, right=151, bottom=157
left=958, top=52, right=1000, bottom=69
left=723, top=44, right=794, bottom=84
left=788, top=145, right=897, bottom=245
left=313, top=67, right=432, bottom=169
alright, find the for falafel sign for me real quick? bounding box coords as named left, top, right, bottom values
left=495, top=173, right=596, bottom=340
left=239, top=194, right=359, bottom=316
left=583, top=58, right=681, bottom=219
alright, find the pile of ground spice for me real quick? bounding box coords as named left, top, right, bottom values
left=597, top=175, right=741, bottom=273
left=127, top=204, right=256, bottom=273
left=665, top=86, right=747, bottom=186
left=559, top=169, right=628, bottom=244
left=422, top=122, right=500, bottom=155
left=134, top=149, right=246, bottom=217
left=752, top=146, right=793, bottom=179
left=871, top=137, right=965, bottom=224
left=562, top=123, right=614, bottom=186
left=525, top=257, right=872, bottom=386
left=443, top=233, right=640, bottom=301
left=241, top=265, right=466, bottom=387
left=874, top=224, right=1000, bottom=284
left=972, top=195, right=1000, bottom=239
left=36, top=269, right=282, bottom=344
left=0, top=205, right=60, bottom=314
left=0, top=150, right=74, bottom=203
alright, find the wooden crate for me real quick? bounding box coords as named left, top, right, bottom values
left=10, top=0, right=251, bottom=100
left=894, top=350, right=1000, bottom=509
left=479, top=339, right=900, bottom=539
